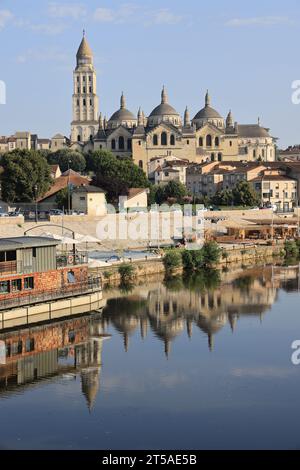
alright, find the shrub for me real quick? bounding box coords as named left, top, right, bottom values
left=118, top=263, right=136, bottom=283
left=284, top=241, right=299, bottom=258
left=163, top=250, right=182, bottom=274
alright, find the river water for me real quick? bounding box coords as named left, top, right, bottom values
left=1, top=264, right=300, bottom=450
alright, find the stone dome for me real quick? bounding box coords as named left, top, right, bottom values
left=76, top=32, right=93, bottom=67
left=147, top=87, right=181, bottom=127
left=107, top=93, right=137, bottom=129
left=192, top=91, right=224, bottom=129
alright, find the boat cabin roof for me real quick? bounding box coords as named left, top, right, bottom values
left=0, top=236, right=60, bottom=252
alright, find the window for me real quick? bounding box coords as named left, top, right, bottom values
left=90, top=99, right=92, bottom=106
left=218, top=153, right=222, bottom=162
left=253, top=149, right=256, bottom=158
left=68, top=331, right=76, bottom=343
left=211, top=153, right=215, bottom=162
left=25, top=338, right=35, bottom=353
left=89, top=87, right=92, bottom=93
left=12, top=341, right=22, bottom=356
left=67, top=270, right=76, bottom=283
left=139, top=160, right=143, bottom=169
left=77, top=99, right=79, bottom=106
left=6, top=251, right=16, bottom=261
left=119, top=136, right=125, bottom=150
left=187, top=140, right=189, bottom=145
left=230, top=141, right=232, bottom=147
left=89, top=76, right=92, bottom=82
left=83, top=99, right=86, bottom=106
left=24, top=277, right=34, bottom=290
left=153, top=134, right=158, bottom=146
left=161, top=132, right=167, bottom=146
left=206, top=135, right=212, bottom=147
left=170, top=135, right=175, bottom=146
left=83, top=76, right=86, bottom=82
left=127, top=139, right=132, bottom=150
left=111, top=139, right=116, bottom=150
left=83, top=87, right=86, bottom=93
left=0, top=281, right=10, bottom=294
left=215, top=137, right=219, bottom=147
left=77, top=87, right=80, bottom=93
left=199, top=137, right=203, bottom=147
left=138, top=141, right=141, bottom=146
left=80, top=196, right=85, bottom=201
left=77, top=76, right=79, bottom=83
left=11, top=279, right=22, bottom=292
left=77, top=135, right=81, bottom=142
left=90, top=134, right=93, bottom=142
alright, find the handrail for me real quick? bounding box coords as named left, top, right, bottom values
left=0, top=277, right=102, bottom=311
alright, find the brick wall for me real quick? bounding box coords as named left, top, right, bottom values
left=0, top=265, right=88, bottom=302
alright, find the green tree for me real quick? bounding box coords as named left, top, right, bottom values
left=163, top=250, right=182, bottom=275
left=88, top=150, right=149, bottom=202
left=163, top=180, right=187, bottom=203
left=232, top=180, right=260, bottom=207
left=201, top=241, right=221, bottom=267
left=55, top=188, right=68, bottom=210
left=212, top=189, right=233, bottom=206
left=1, top=149, right=51, bottom=202
left=47, top=149, right=86, bottom=173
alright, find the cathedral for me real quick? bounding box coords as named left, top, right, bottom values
left=70, top=33, right=277, bottom=175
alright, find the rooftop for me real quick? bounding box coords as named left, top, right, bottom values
left=0, top=236, right=59, bottom=252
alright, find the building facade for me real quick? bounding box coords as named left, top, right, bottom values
left=70, top=34, right=277, bottom=175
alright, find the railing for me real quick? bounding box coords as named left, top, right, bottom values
left=0, top=261, right=19, bottom=275
left=0, top=276, right=102, bottom=311
left=56, top=252, right=89, bottom=268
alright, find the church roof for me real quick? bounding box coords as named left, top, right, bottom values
left=76, top=36, right=93, bottom=58
left=193, top=106, right=222, bottom=120
left=149, top=102, right=179, bottom=117
left=109, top=108, right=136, bottom=122
left=237, top=125, right=271, bottom=138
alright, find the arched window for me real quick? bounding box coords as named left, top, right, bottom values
left=199, top=137, right=203, bottom=147
left=206, top=135, right=212, bottom=147
left=211, top=153, right=215, bottom=162
left=229, top=140, right=232, bottom=147
left=77, top=135, right=81, bottom=142
left=127, top=139, right=132, bottom=150
left=153, top=134, right=158, bottom=146
left=90, top=135, right=93, bottom=142
left=139, top=160, right=143, bottom=169
left=83, top=98, right=86, bottom=106
left=215, top=137, right=219, bottom=147
left=119, top=136, right=125, bottom=150
left=253, top=149, right=256, bottom=158
left=111, top=139, right=116, bottom=150
left=170, top=135, right=175, bottom=146
left=218, top=153, right=222, bottom=162
left=161, top=132, right=167, bottom=146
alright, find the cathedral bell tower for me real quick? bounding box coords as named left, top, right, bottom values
left=71, top=31, right=99, bottom=144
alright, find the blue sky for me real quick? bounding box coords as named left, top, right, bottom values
left=0, top=0, right=300, bottom=147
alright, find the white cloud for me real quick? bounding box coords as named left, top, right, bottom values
left=93, top=4, right=140, bottom=24
left=93, top=7, right=115, bottom=23
left=152, top=8, right=182, bottom=25
left=16, top=48, right=69, bottom=64
left=0, top=9, right=13, bottom=30
left=93, top=4, right=183, bottom=26
left=30, top=22, right=67, bottom=35
left=226, top=16, right=293, bottom=27
left=48, top=2, right=87, bottom=20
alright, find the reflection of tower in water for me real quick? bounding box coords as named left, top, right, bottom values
left=75, top=320, right=105, bottom=412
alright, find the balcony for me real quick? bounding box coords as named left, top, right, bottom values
left=0, top=276, right=102, bottom=311
left=0, top=261, right=20, bottom=276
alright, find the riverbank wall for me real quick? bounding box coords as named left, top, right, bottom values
left=92, top=244, right=284, bottom=286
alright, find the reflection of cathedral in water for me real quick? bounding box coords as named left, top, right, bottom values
left=0, top=313, right=110, bottom=411
left=102, top=265, right=299, bottom=355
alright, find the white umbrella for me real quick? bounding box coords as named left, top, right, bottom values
left=78, top=235, right=101, bottom=243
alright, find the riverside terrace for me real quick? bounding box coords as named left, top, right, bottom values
left=0, top=236, right=101, bottom=310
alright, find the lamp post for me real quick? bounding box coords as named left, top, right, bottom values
left=67, top=159, right=71, bottom=215
left=34, top=184, right=38, bottom=223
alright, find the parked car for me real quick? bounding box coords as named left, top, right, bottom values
left=49, top=209, right=64, bottom=216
